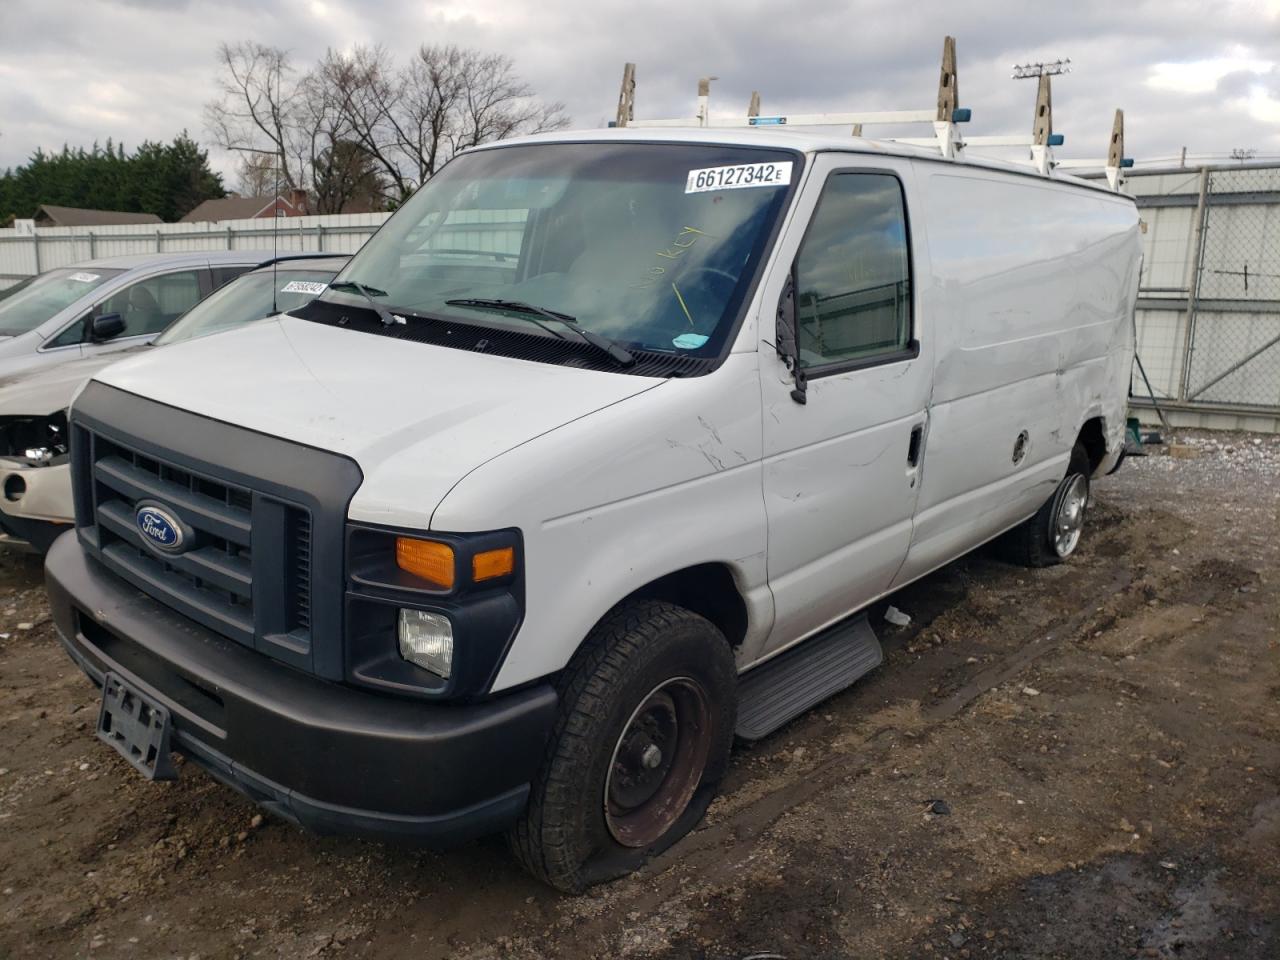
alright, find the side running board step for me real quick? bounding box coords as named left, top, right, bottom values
left=735, top=613, right=883, bottom=740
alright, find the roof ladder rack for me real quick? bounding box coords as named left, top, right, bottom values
left=612, top=36, right=970, bottom=160
left=1057, top=109, right=1135, bottom=190
left=610, top=35, right=1130, bottom=190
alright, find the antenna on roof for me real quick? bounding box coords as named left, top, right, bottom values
left=271, top=55, right=281, bottom=315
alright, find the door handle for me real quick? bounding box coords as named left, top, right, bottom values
left=907, top=424, right=924, bottom=467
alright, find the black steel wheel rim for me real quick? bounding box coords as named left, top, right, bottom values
left=604, top=676, right=712, bottom=848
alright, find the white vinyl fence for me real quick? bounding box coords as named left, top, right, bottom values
left=0, top=212, right=392, bottom=291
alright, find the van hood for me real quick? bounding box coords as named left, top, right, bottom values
left=0, top=347, right=146, bottom=415
left=91, top=315, right=663, bottom=527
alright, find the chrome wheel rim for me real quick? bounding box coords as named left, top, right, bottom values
left=1053, top=474, right=1088, bottom=557
left=604, top=677, right=711, bottom=848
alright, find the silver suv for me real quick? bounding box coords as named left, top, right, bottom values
left=0, top=251, right=278, bottom=381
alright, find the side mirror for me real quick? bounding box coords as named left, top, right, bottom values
left=90, top=313, right=126, bottom=343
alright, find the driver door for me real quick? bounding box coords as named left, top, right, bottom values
left=757, top=155, right=931, bottom=659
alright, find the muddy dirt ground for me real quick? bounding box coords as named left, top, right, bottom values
left=1, top=431, right=1277, bottom=960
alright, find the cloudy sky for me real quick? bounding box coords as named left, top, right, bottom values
left=1, top=0, right=1277, bottom=185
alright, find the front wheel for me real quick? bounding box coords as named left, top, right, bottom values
left=1003, top=441, right=1093, bottom=567
left=509, top=600, right=737, bottom=892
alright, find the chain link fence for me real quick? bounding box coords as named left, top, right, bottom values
left=1126, top=161, right=1280, bottom=426
left=1184, top=166, right=1280, bottom=408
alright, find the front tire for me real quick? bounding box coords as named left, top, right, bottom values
left=510, top=600, right=737, bottom=892
left=1004, top=441, right=1093, bottom=567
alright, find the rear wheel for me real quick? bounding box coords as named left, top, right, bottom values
left=1003, top=441, right=1093, bottom=567
left=510, top=600, right=736, bottom=892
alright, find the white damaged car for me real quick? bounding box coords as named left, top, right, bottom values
left=0, top=256, right=346, bottom=550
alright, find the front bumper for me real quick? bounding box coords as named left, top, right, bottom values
left=0, top=458, right=72, bottom=551
left=46, top=532, right=558, bottom=844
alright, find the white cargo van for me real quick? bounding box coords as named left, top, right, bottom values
left=47, top=128, right=1139, bottom=892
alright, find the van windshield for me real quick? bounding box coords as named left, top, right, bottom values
left=319, top=141, right=799, bottom=364
left=0, top=267, right=123, bottom=336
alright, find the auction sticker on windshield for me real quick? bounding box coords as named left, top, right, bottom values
left=68, top=272, right=100, bottom=283
left=685, top=161, right=793, bottom=194
left=281, top=280, right=328, bottom=295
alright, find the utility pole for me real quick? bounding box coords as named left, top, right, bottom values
left=1012, top=58, right=1070, bottom=175
left=1011, top=59, right=1071, bottom=80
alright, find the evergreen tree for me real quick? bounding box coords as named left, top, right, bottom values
left=0, top=133, right=225, bottom=223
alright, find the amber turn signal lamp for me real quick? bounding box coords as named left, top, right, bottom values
left=472, top=546, right=515, bottom=582
left=395, top=537, right=455, bottom=589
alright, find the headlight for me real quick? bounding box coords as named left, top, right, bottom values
left=346, top=523, right=523, bottom=698
left=0, top=412, right=68, bottom=464
left=398, top=609, right=454, bottom=678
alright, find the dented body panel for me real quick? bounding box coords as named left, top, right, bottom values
left=893, top=166, right=1140, bottom=586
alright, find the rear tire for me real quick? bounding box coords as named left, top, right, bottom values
left=509, top=600, right=736, bottom=893
left=1003, top=441, right=1093, bottom=568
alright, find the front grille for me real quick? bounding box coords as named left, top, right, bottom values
left=77, top=427, right=313, bottom=657
left=289, top=510, right=312, bottom=631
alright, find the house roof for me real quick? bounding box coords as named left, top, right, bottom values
left=33, top=204, right=163, bottom=227
left=180, top=195, right=299, bottom=223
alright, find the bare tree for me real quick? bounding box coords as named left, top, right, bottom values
left=208, top=41, right=569, bottom=206
left=311, top=140, right=388, bottom=214
left=205, top=42, right=304, bottom=190
left=236, top=154, right=277, bottom=196
left=451, top=48, right=568, bottom=153
left=407, top=45, right=568, bottom=187
left=294, top=60, right=373, bottom=212
left=313, top=45, right=416, bottom=201
left=315, top=43, right=568, bottom=201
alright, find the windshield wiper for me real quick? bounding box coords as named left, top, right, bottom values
left=445, top=298, right=634, bottom=367
left=328, top=280, right=403, bottom=326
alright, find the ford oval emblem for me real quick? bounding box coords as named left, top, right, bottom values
left=135, top=504, right=185, bottom=552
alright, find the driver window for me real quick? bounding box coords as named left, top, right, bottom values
left=794, top=173, right=912, bottom=369
left=97, top=270, right=203, bottom=338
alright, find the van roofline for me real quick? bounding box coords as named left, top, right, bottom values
left=466, top=127, right=1134, bottom=200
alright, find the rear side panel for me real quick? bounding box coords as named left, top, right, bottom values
left=895, top=167, right=1140, bottom=585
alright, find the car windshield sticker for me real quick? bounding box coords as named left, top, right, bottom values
left=672, top=332, right=709, bottom=349
left=280, top=280, right=328, bottom=295
left=685, top=161, right=793, bottom=194
left=68, top=272, right=100, bottom=283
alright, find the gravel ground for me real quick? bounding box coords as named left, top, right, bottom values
left=0, top=429, right=1276, bottom=959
